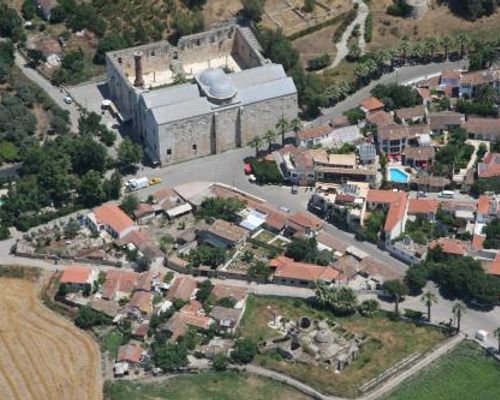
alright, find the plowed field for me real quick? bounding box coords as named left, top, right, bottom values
left=0, top=278, right=102, bottom=400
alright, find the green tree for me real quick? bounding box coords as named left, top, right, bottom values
left=79, top=170, right=105, bottom=207
left=103, top=170, right=122, bottom=200
left=64, top=218, right=81, bottom=239
left=195, top=280, right=213, bottom=303
left=421, top=291, right=438, bottom=321
left=276, top=118, right=290, bottom=146
left=152, top=342, right=188, bottom=371
left=70, top=136, right=107, bottom=175
left=117, top=138, right=143, bottom=169
left=404, top=265, right=430, bottom=294
left=303, top=0, right=315, bottom=13
left=241, top=0, right=265, bottom=22
left=196, top=197, right=245, bottom=222
left=120, top=194, right=139, bottom=217
left=75, top=305, right=110, bottom=329
left=21, top=0, right=36, bottom=19
left=248, top=260, right=271, bottom=280
left=212, top=353, right=229, bottom=371
left=359, top=299, right=379, bottom=317
left=231, top=338, right=257, bottom=364
left=383, top=280, right=409, bottom=316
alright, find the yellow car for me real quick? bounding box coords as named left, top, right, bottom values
left=149, top=177, right=162, bottom=186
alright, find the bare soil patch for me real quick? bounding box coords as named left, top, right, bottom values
left=369, top=0, right=500, bottom=51
left=0, top=277, right=102, bottom=400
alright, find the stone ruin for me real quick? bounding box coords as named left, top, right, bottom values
left=263, top=317, right=364, bottom=371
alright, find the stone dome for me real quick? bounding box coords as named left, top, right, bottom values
left=198, top=68, right=236, bottom=101
left=314, top=329, right=334, bottom=344
left=199, top=68, right=225, bottom=86
left=209, top=79, right=236, bottom=99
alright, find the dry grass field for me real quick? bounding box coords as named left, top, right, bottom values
left=0, top=277, right=102, bottom=400
left=369, top=0, right=500, bottom=51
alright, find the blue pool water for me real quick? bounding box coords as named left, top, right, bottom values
left=389, top=168, right=410, bottom=183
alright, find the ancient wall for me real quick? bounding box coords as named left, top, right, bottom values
left=232, top=28, right=265, bottom=69
left=405, top=0, right=428, bottom=19
left=157, top=113, right=214, bottom=165
left=241, top=94, right=298, bottom=144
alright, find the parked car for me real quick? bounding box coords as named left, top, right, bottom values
left=63, top=95, right=73, bottom=104
left=417, top=191, right=427, bottom=198
left=149, top=177, right=162, bottom=186
left=280, top=206, right=290, bottom=213
left=248, top=174, right=256, bottom=183
left=243, top=163, right=253, bottom=175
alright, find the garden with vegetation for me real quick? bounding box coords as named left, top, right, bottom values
left=238, top=295, right=447, bottom=398
left=385, top=341, right=500, bottom=400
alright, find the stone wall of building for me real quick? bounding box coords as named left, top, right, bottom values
left=405, top=0, right=428, bottom=19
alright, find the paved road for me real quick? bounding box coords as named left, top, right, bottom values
left=328, top=0, right=369, bottom=69
left=314, top=59, right=468, bottom=127
left=14, top=52, right=81, bottom=130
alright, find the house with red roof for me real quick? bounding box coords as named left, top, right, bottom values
left=269, top=256, right=339, bottom=288
left=101, top=270, right=138, bottom=301
left=476, top=195, right=497, bottom=224
left=166, top=276, right=197, bottom=302
left=366, top=190, right=409, bottom=244
left=360, top=97, right=384, bottom=114
left=60, top=265, right=97, bottom=290
left=429, top=238, right=469, bottom=257
left=117, top=344, right=145, bottom=364
left=478, top=153, right=500, bottom=179
left=286, top=210, right=324, bottom=237
left=86, top=203, right=138, bottom=239
left=407, top=199, right=439, bottom=222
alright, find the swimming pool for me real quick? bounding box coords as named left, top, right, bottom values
left=389, top=167, right=410, bottom=183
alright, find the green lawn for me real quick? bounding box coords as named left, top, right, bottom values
left=102, top=330, right=124, bottom=359
left=385, top=341, right=500, bottom=400
left=103, top=371, right=309, bottom=400
left=239, top=295, right=447, bottom=398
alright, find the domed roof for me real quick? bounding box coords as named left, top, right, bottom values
left=199, top=68, right=225, bottom=86
left=209, top=79, right=236, bottom=99
left=198, top=68, right=237, bottom=101
left=314, top=329, right=334, bottom=344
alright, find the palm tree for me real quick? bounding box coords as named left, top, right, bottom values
left=359, top=299, right=379, bottom=317
left=421, top=291, right=438, bottom=321
left=289, top=118, right=302, bottom=136
left=263, top=129, right=278, bottom=152
left=452, top=301, right=467, bottom=333
left=247, top=135, right=263, bottom=158
left=315, top=281, right=331, bottom=307
left=456, top=31, right=471, bottom=59
left=276, top=118, right=290, bottom=146
left=399, top=39, right=412, bottom=64
left=494, top=327, right=500, bottom=353
left=424, top=37, right=438, bottom=61
left=440, top=36, right=453, bottom=61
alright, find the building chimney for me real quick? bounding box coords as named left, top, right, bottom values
left=134, top=51, right=144, bottom=88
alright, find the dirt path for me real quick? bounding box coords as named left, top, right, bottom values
left=0, top=278, right=102, bottom=400
left=327, top=0, right=369, bottom=69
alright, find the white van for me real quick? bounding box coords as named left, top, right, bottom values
left=439, top=190, right=455, bottom=199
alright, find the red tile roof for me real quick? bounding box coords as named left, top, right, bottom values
left=464, top=118, right=500, bottom=136
left=360, top=97, right=384, bottom=112
left=166, top=276, right=197, bottom=301
left=367, top=190, right=408, bottom=232
left=165, top=311, right=212, bottom=341
left=394, top=105, right=426, bottom=121
left=489, top=253, right=500, bottom=276
left=429, top=238, right=468, bottom=256
left=117, top=344, right=144, bottom=363
left=134, top=203, right=155, bottom=219
left=366, top=110, right=393, bottom=127
left=477, top=195, right=493, bottom=215
left=316, top=231, right=348, bottom=253
left=296, top=125, right=331, bottom=141
left=478, top=153, right=500, bottom=178
left=472, top=234, right=486, bottom=251
left=180, top=300, right=203, bottom=315
left=129, top=291, right=153, bottom=314
left=270, top=256, right=339, bottom=283
left=416, top=87, right=431, bottom=102
left=93, top=204, right=134, bottom=235
left=60, top=266, right=92, bottom=285
left=102, top=270, right=138, bottom=300
left=408, top=199, right=439, bottom=215
left=287, top=211, right=324, bottom=232
left=441, top=70, right=461, bottom=82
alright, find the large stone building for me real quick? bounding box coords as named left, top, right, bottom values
left=106, top=23, right=298, bottom=165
